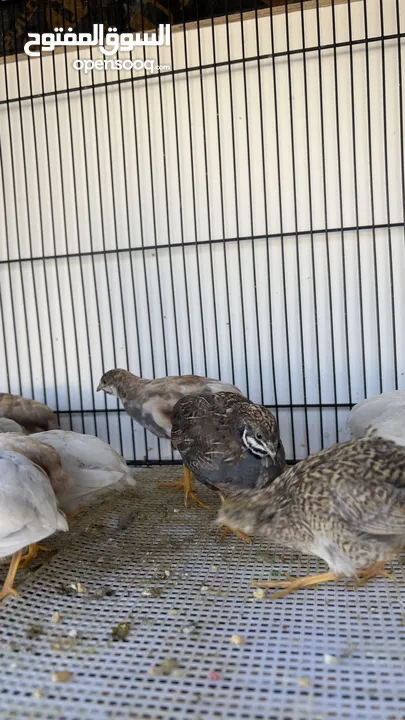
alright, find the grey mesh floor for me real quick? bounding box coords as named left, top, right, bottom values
left=1, top=467, right=405, bottom=720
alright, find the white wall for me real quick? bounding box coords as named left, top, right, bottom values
left=0, top=0, right=404, bottom=461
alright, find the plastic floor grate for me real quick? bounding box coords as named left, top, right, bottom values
left=0, top=466, right=404, bottom=720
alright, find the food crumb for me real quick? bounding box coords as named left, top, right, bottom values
left=200, top=585, right=209, bottom=592
left=51, top=612, right=61, bottom=625
left=52, top=671, right=72, bottom=683
left=298, top=677, right=311, bottom=687
left=231, top=634, right=245, bottom=646
left=33, top=688, right=44, bottom=698
left=111, top=622, right=131, bottom=642
left=149, top=658, right=181, bottom=676
left=209, top=671, right=219, bottom=681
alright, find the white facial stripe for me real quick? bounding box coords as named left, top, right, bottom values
left=242, top=428, right=268, bottom=458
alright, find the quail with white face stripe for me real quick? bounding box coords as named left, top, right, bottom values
left=171, top=391, right=285, bottom=541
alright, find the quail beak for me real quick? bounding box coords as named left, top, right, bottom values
left=96, top=382, right=102, bottom=392
left=265, top=443, right=279, bottom=463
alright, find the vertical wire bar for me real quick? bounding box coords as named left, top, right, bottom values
left=180, top=2, right=209, bottom=377
left=224, top=0, right=250, bottom=396
left=254, top=0, right=279, bottom=421
left=194, top=0, right=222, bottom=378
left=330, top=0, right=352, bottom=408
left=299, top=0, right=323, bottom=448
left=269, top=4, right=296, bottom=458
left=239, top=0, right=265, bottom=404
left=166, top=3, right=196, bottom=382
left=24, top=1, right=68, bottom=428
left=90, top=0, right=124, bottom=453
left=395, top=0, right=405, bottom=236
left=139, top=0, right=169, bottom=462
left=45, top=0, right=88, bottom=434
left=127, top=24, right=157, bottom=464
left=0, top=8, right=22, bottom=395
left=210, top=0, right=236, bottom=386
left=314, top=0, right=339, bottom=442
left=87, top=2, right=135, bottom=457
left=114, top=58, right=143, bottom=462
left=0, top=6, right=34, bottom=398
left=154, top=0, right=182, bottom=380
left=155, top=0, right=184, bottom=463
left=377, top=0, right=398, bottom=389
left=11, top=20, right=49, bottom=415
left=284, top=0, right=310, bottom=455
left=61, top=0, right=106, bottom=438
left=361, top=0, right=383, bottom=395
left=345, top=0, right=367, bottom=399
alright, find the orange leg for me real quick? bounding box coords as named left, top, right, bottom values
left=217, top=525, right=252, bottom=544
left=19, top=543, right=50, bottom=568
left=251, top=571, right=340, bottom=600
left=66, top=507, right=84, bottom=522
left=0, top=550, right=23, bottom=601
left=356, top=561, right=395, bottom=587
left=217, top=494, right=252, bottom=543
left=158, top=466, right=211, bottom=509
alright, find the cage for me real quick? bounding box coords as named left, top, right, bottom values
left=0, top=0, right=404, bottom=718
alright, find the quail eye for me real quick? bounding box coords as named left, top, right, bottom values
left=256, top=432, right=263, bottom=440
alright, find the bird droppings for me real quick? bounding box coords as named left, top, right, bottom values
left=180, top=621, right=199, bottom=636
left=252, top=587, right=266, bottom=599
left=298, top=677, right=311, bottom=688
left=142, top=587, right=162, bottom=598
left=111, top=622, right=131, bottom=642
left=51, top=671, right=72, bottom=683
left=33, top=688, right=44, bottom=698
left=51, top=611, right=61, bottom=624
left=60, top=582, right=88, bottom=596
left=324, top=654, right=338, bottom=665
left=231, top=635, right=245, bottom=646
left=149, top=658, right=182, bottom=677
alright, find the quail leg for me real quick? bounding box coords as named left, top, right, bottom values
left=0, top=550, right=23, bottom=601
left=66, top=507, right=84, bottom=522
left=251, top=571, right=340, bottom=599
left=159, top=466, right=211, bottom=509
left=19, top=543, right=50, bottom=568
left=356, top=561, right=395, bottom=587
left=217, top=495, right=252, bottom=543
left=218, top=525, right=252, bottom=544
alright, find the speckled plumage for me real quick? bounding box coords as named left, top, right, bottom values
left=171, top=392, right=285, bottom=496
left=218, top=429, right=405, bottom=576
left=0, top=393, right=59, bottom=434
left=97, top=368, right=242, bottom=438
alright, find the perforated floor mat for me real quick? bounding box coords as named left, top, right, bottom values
left=0, top=466, right=404, bottom=720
